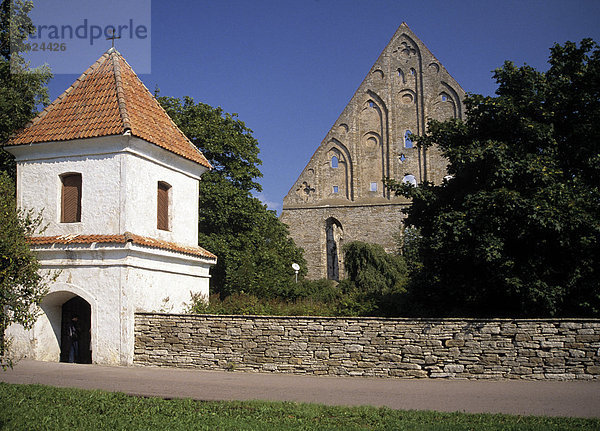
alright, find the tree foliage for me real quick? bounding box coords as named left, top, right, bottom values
left=386, top=39, right=600, bottom=317
left=158, top=96, right=305, bottom=297
left=0, top=172, right=49, bottom=362
left=338, top=241, right=408, bottom=316
left=0, top=0, right=51, bottom=364
left=0, top=0, right=52, bottom=176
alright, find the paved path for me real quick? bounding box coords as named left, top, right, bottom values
left=1, top=360, right=599, bottom=418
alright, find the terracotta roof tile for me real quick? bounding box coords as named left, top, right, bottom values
left=27, top=232, right=217, bottom=260
left=6, top=49, right=211, bottom=169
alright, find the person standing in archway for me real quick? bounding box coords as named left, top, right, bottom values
left=66, top=315, right=80, bottom=363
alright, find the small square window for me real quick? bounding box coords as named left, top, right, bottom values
left=333, top=186, right=339, bottom=194
left=370, top=182, right=377, bottom=192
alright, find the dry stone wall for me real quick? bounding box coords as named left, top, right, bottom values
left=135, top=314, right=600, bottom=380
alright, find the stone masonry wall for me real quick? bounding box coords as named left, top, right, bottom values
left=281, top=24, right=466, bottom=280
left=135, top=314, right=600, bottom=380
left=281, top=203, right=409, bottom=279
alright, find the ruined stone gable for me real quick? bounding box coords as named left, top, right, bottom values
left=281, top=23, right=465, bottom=280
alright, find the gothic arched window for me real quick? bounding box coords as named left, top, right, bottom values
left=404, top=130, right=413, bottom=148
left=325, top=217, right=343, bottom=281
left=402, top=174, right=417, bottom=186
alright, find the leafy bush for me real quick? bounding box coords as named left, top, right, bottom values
left=190, top=243, right=410, bottom=318
left=1, top=172, right=53, bottom=366
left=277, top=278, right=341, bottom=303
left=190, top=292, right=342, bottom=317
left=338, top=241, right=408, bottom=316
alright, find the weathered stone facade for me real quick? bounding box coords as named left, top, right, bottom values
left=135, top=313, right=600, bottom=380
left=280, top=23, right=465, bottom=279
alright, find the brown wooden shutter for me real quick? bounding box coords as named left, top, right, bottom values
left=61, top=173, right=81, bottom=223
left=157, top=182, right=170, bottom=231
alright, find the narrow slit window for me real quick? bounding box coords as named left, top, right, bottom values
left=405, top=130, right=413, bottom=148
left=370, top=182, right=378, bottom=192
left=331, top=156, right=338, bottom=168
left=333, top=185, right=339, bottom=194
left=61, top=173, right=81, bottom=223
left=157, top=181, right=171, bottom=231
left=397, top=69, right=406, bottom=83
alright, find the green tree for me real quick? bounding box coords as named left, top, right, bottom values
left=158, top=96, right=306, bottom=297
left=386, top=39, right=600, bottom=317
left=0, top=0, right=52, bottom=176
left=0, top=172, right=49, bottom=364
left=338, top=241, right=408, bottom=316
left=0, top=0, right=51, bottom=365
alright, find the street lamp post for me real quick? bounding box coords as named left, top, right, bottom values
left=292, top=263, right=300, bottom=283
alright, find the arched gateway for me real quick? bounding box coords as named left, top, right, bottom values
left=60, top=296, right=92, bottom=363
left=32, top=286, right=96, bottom=363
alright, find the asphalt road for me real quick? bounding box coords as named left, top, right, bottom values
left=1, top=360, right=599, bottom=418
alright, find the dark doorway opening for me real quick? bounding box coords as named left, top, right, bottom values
left=60, top=296, right=92, bottom=363
left=326, top=217, right=344, bottom=281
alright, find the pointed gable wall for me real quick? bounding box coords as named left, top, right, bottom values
left=283, top=23, right=464, bottom=208
left=281, top=24, right=466, bottom=280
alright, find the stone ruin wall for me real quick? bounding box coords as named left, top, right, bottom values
left=280, top=24, right=465, bottom=280
left=282, top=203, right=409, bottom=279
left=135, top=313, right=600, bottom=380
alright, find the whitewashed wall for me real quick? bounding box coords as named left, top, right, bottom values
left=6, top=134, right=213, bottom=366
left=7, top=244, right=211, bottom=365
left=123, top=138, right=202, bottom=246
left=10, top=135, right=206, bottom=245
left=15, top=140, right=123, bottom=236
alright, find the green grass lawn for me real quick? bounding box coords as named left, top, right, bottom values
left=0, top=382, right=598, bottom=430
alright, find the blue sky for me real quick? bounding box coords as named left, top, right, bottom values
left=40, top=0, right=600, bottom=213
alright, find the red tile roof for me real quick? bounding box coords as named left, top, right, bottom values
left=27, top=232, right=217, bottom=260
left=6, top=49, right=211, bottom=169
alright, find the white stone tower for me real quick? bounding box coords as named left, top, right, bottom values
left=4, top=48, right=216, bottom=365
